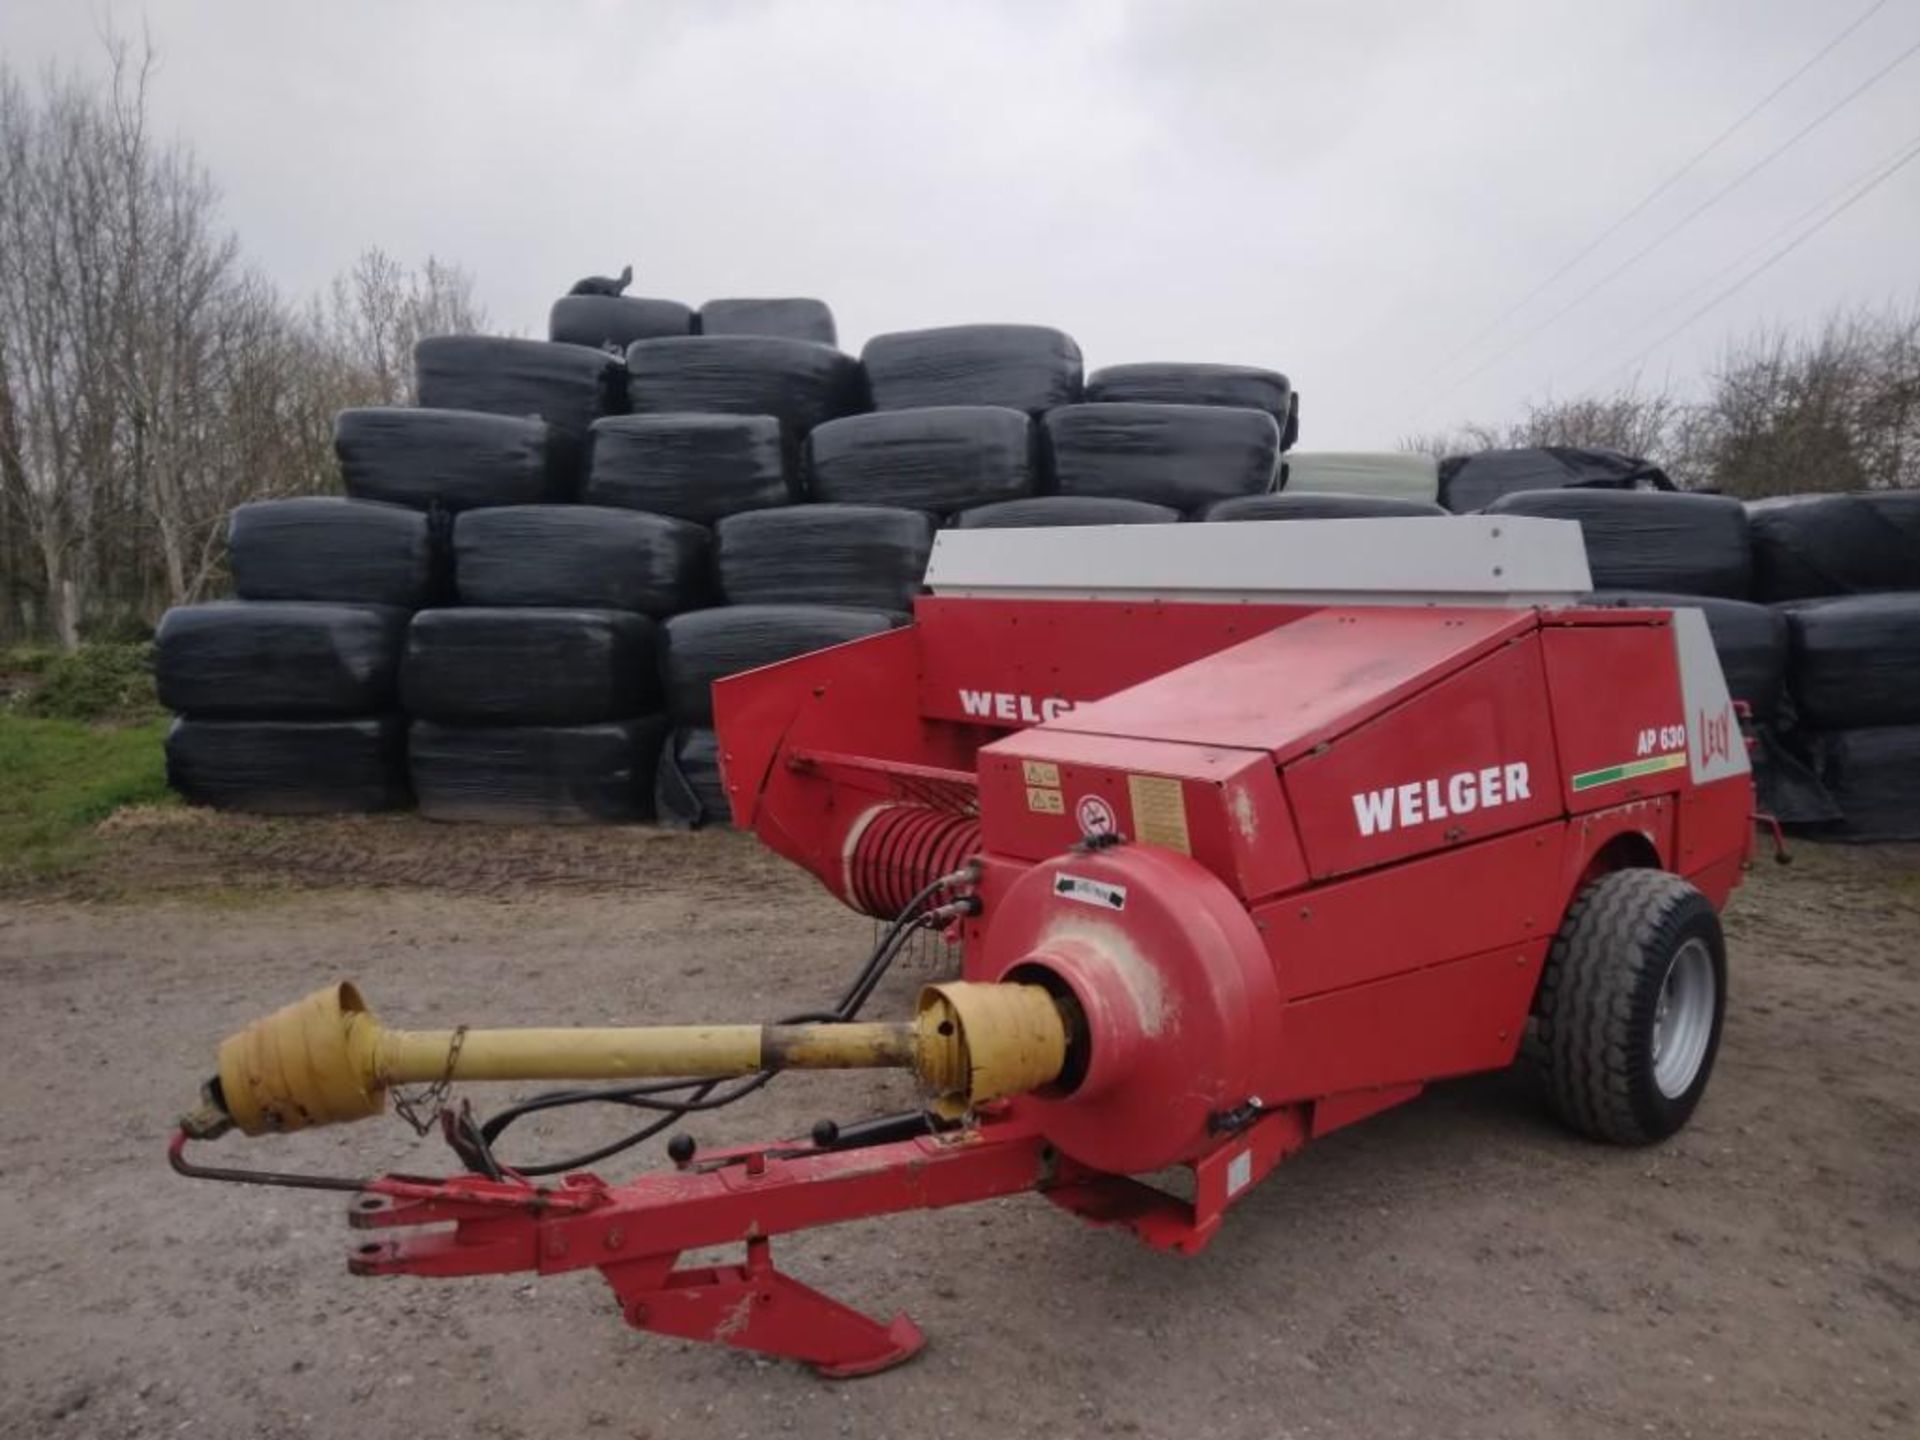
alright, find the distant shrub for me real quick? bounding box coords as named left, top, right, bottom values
left=16, top=643, right=161, bottom=722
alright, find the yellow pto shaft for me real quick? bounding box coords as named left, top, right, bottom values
left=194, top=980, right=1070, bottom=1137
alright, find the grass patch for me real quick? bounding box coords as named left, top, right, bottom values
left=0, top=714, right=173, bottom=882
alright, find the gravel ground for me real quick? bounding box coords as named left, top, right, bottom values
left=0, top=812, right=1915, bottom=1440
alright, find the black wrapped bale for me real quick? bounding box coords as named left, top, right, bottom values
left=1282, top=391, right=1300, bottom=451
left=1587, top=592, right=1790, bottom=721
left=1043, top=403, right=1279, bottom=510
left=805, top=407, right=1034, bottom=512
left=413, top=337, right=626, bottom=454
left=583, top=414, right=790, bottom=524
left=1783, top=593, right=1920, bottom=729
left=156, top=601, right=406, bottom=718
left=1809, top=726, right=1920, bottom=841
left=951, top=496, right=1179, bottom=528
left=1085, top=362, right=1292, bottom=426
left=714, top=505, right=934, bottom=611
left=1199, top=493, right=1446, bottom=521
left=402, top=608, right=659, bottom=726
left=335, top=408, right=568, bottom=511
left=656, top=726, right=730, bottom=829
left=409, top=718, right=669, bottom=824
left=1439, top=447, right=1672, bottom=513
left=1745, top=492, right=1920, bottom=601
left=1484, top=489, right=1752, bottom=598
left=661, top=605, right=897, bottom=726
left=861, top=324, right=1082, bottom=415
left=698, top=297, right=837, bottom=346
left=229, top=498, right=435, bottom=609
left=452, top=506, right=709, bottom=616
left=166, top=715, right=408, bottom=815
left=548, top=295, right=693, bottom=349
left=625, top=337, right=864, bottom=436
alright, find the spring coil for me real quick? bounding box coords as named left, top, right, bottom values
left=845, top=805, right=982, bottom=919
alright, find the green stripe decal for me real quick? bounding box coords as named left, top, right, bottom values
left=1571, top=752, right=1688, bottom=791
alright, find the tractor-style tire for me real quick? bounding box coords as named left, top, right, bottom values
left=1530, top=869, right=1727, bottom=1145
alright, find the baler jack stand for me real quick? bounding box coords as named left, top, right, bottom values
left=338, top=1118, right=1054, bottom=1377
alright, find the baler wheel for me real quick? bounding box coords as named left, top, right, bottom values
left=1529, top=869, right=1727, bottom=1145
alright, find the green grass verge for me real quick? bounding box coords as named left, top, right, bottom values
left=0, top=714, right=173, bottom=881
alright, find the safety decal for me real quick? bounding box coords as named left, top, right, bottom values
left=1026, top=786, right=1065, bottom=815
left=1570, top=752, right=1688, bottom=792
left=1054, top=873, right=1127, bottom=911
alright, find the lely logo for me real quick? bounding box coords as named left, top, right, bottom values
left=1699, top=706, right=1733, bottom=766
left=1075, top=794, right=1116, bottom=837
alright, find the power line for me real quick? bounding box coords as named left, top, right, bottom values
left=1571, top=128, right=1920, bottom=392
left=1425, top=29, right=1920, bottom=402
left=1429, top=0, right=1890, bottom=376
left=1592, top=136, right=1920, bottom=383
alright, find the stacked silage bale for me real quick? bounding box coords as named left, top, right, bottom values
left=1749, top=492, right=1920, bottom=841
left=155, top=498, right=431, bottom=812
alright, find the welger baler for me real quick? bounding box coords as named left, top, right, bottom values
left=174, top=517, right=1753, bottom=1377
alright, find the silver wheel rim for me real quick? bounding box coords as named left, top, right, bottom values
left=1652, top=938, right=1716, bottom=1100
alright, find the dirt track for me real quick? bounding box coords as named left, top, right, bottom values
left=0, top=813, right=1916, bottom=1440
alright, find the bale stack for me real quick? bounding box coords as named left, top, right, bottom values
left=156, top=499, right=428, bottom=813
left=1753, top=493, right=1920, bottom=841
left=158, top=285, right=1316, bottom=827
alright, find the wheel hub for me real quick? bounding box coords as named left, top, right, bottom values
left=1651, top=938, right=1715, bottom=1100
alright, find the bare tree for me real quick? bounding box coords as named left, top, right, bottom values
left=0, top=34, right=489, bottom=644
left=311, top=246, right=487, bottom=409
left=1403, top=302, right=1920, bottom=497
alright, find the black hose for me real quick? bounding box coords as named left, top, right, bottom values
left=457, top=871, right=967, bottom=1178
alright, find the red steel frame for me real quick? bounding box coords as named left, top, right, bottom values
left=218, top=594, right=1753, bottom=1376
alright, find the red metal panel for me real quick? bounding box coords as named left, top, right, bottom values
left=1539, top=617, right=1690, bottom=813
left=1043, top=606, right=1536, bottom=761
left=1281, top=635, right=1564, bottom=880
left=913, top=596, right=1309, bottom=728
left=1254, top=821, right=1565, bottom=1000
left=977, top=729, right=1309, bottom=901
left=1676, top=775, right=1756, bottom=907
left=1259, top=939, right=1550, bottom=1103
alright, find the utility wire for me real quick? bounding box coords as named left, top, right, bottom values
left=1570, top=127, right=1920, bottom=392
left=1429, top=0, right=1891, bottom=377
left=1586, top=135, right=1920, bottom=386
left=1426, top=29, right=1920, bottom=403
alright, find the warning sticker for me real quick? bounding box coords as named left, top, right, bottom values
left=1127, top=773, right=1192, bottom=855
left=1054, top=873, right=1127, bottom=911
left=1026, top=786, right=1064, bottom=815
left=1021, top=759, right=1060, bottom=787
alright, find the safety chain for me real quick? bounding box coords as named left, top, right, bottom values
left=391, top=1024, right=469, bottom=1137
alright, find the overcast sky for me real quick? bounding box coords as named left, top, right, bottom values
left=3, top=0, right=1916, bottom=447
